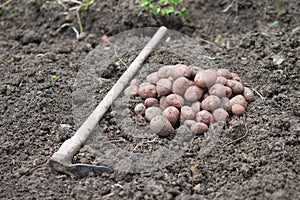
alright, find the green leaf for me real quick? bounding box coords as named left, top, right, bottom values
left=161, top=9, right=167, bottom=15
left=271, top=21, right=280, bottom=27
left=51, top=75, right=57, bottom=86
left=166, top=6, right=175, bottom=14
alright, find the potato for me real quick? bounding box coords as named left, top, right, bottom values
left=209, top=83, right=227, bottom=98
left=181, top=106, right=196, bottom=121
left=243, top=87, right=254, bottom=102
left=144, top=98, right=158, bottom=107
left=216, top=76, right=227, bottom=85
left=134, top=103, right=146, bottom=115
left=194, top=69, right=218, bottom=88
left=231, top=72, right=242, bottom=82
left=191, top=122, right=208, bottom=134
left=146, top=72, right=159, bottom=85
left=226, top=80, right=244, bottom=94
left=166, top=94, right=185, bottom=108
left=184, top=120, right=196, bottom=127
left=172, top=77, right=193, bottom=95
left=189, top=66, right=203, bottom=79
left=157, top=65, right=173, bottom=78
left=220, top=97, right=231, bottom=113
left=145, top=107, right=162, bottom=121
left=124, top=85, right=139, bottom=97
left=156, top=78, right=172, bottom=97
left=202, top=92, right=209, bottom=100
left=162, top=106, right=180, bottom=125
left=212, top=108, right=229, bottom=122
left=191, top=101, right=201, bottom=113
left=138, top=82, right=157, bottom=98
left=184, top=85, right=203, bottom=102
left=130, top=78, right=141, bottom=87
left=159, top=96, right=168, bottom=110
left=225, top=86, right=233, bottom=98
left=217, top=68, right=232, bottom=79
left=150, top=115, right=174, bottom=137
left=229, top=94, right=247, bottom=108
left=231, top=104, right=245, bottom=115
left=171, top=64, right=192, bottom=80
left=201, top=95, right=221, bottom=111
left=195, top=110, right=214, bottom=125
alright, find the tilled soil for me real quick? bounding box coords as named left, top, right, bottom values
left=0, top=0, right=299, bottom=199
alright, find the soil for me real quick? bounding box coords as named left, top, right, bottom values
left=0, top=0, right=299, bottom=199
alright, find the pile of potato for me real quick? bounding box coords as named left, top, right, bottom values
left=124, top=64, right=254, bottom=137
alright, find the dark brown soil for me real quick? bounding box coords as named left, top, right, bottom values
left=1, top=0, right=299, bottom=199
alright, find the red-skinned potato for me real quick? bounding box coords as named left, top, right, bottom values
left=184, top=120, right=196, bottom=127
left=231, top=104, right=245, bottom=115
left=157, top=65, right=173, bottom=78
left=130, top=79, right=140, bottom=87
left=159, top=96, right=168, bottom=110
left=195, top=110, right=214, bottom=125
left=144, top=98, right=158, bottom=107
left=213, top=108, right=229, bottom=122
left=124, top=85, right=139, bottom=97
left=243, top=87, right=254, bottom=102
left=220, top=97, right=231, bottom=113
left=172, top=77, right=193, bottom=95
left=184, top=85, right=203, bottom=102
left=194, top=69, right=218, bottom=88
left=189, top=66, right=203, bottom=79
left=191, top=122, right=208, bottom=134
left=162, top=106, right=180, bottom=125
left=145, top=107, right=162, bottom=121
left=171, top=64, right=192, bottom=80
left=150, top=115, right=174, bottom=137
left=226, top=80, right=244, bottom=94
left=138, top=82, right=157, bottom=98
left=230, top=94, right=247, bottom=108
left=166, top=94, right=185, bottom=108
left=191, top=101, right=201, bottom=113
left=217, top=68, right=232, bottom=79
left=181, top=106, right=196, bottom=121
left=156, top=78, right=172, bottom=97
left=225, top=86, right=233, bottom=98
left=231, top=72, right=241, bottom=82
left=209, top=83, right=227, bottom=98
left=146, top=72, right=159, bottom=85
left=134, top=103, right=146, bottom=115
left=201, top=95, right=221, bottom=111
left=216, top=76, right=227, bottom=85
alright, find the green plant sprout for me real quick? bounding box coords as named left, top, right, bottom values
left=139, top=0, right=191, bottom=22
left=51, top=75, right=57, bottom=86
left=271, top=20, right=280, bottom=27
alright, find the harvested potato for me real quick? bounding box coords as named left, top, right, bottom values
left=243, top=87, right=254, bottom=102
left=231, top=72, right=242, bottom=82
left=216, top=76, right=227, bottom=85
left=209, top=83, right=227, bottom=98
left=202, top=92, right=209, bottom=100
left=225, top=86, right=233, bottom=98
left=134, top=103, right=146, bottom=115
left=171, top=64, right=192, bottom=80
left=146, top=72, right=159, bottom=85
left=220, top=97, right=231, bottom=113
left=181, top=106, right=196, bottom=121
left=162, top=106, right=180, bottom=125
left=191, top=122, right=208, bottom=134
left=144, top=98, right=158, bottom=107
left=124, top=85, right=139, bottom=97
left=217, top=68, right=232, bottom=79
left=212, top=108, right=229, bottom=122
left=184, top=120, right=196, bottom=127
left=194, top=69, right=218, bottom=88
left=159, top=96, right=168, bottom=110
left=226, top=80, right=244, bottom=94
left=191, top=101, right=201, bottom=113
left=130, top=79, right=140, bottom=87
left=184, top=85, right=203, bottom=102
left=172, top=77, right=193, bottom=95
left=145, top=107, right=162, bottom=121
left=157, top=65, right=173, bottom=78
left=156, top=78, right=172, bottom=97
left=195, top=110, right=214, bottom=125
left=230, top=94, right=247, bottom=108
left=150, top=115, right=174, bottom=137
left=189, top=66, right=203, bottom=79
left=138, top=82, right=157, bottom=98
left=201, top=95, right=221, bottom=111
left=166, top=94, right=185, bottom=108
left=231, top=104, right=245, bottom=115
